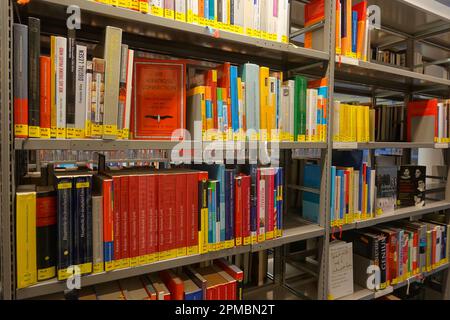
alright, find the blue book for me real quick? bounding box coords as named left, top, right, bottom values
left=302, top=164, right=321, bottom=223
left=230, top=65, right=239, bottom=132
left=225, top=169, right=236, bottom=241
left=206, top=99, right=213, bottom=126
left=337, top=170, right=345, bottom=221
left=352, top=11, right=358, bottom=54
left=208, top=185, right=214, bottom=244
left=216, top=181, right=221, bottom=243
left=182, top=273, right=203, bottom=300
left=204, top=0, right=209, bottom=21
left=209, top=0, right=215, bottom=20
left=330, top=166, right=336, bottom=223
left=366, top=167, right=371, bottom=215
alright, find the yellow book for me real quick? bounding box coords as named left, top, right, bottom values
left=50, top=36, right=57, bottom=138
left=340, top=104, right=349, bottom=142
left=364, top=106, right=370, bottom=142
left=356, top=106, right=364, bottom=142
left=16, top=186, right=37, bottom=289
left=259, top=67, right=270, bottom=139
left=350, top=106, right=357, bottom=142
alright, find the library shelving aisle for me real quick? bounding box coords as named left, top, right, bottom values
left=0, top=0, right=449, bottom=302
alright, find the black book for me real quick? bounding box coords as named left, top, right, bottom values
left=28, top=17, right=40, bottom=137
left=397, top=165, right=426, bottom=207
left=36, top=186, right=57, bottom=281
left=66, top=28, right=77, bottom=134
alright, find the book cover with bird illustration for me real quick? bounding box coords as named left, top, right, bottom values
left=131, top=58, right=186, bottom=140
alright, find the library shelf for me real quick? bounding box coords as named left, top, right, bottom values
left=340, top=263, right=450, bottom=301
left=333, top=142, right=450, bottom=150
left=26, top=0, right=329, bottom=70
left=15, top=139, right=328, bottom=151
left=16, top=245, right=251, bottom=300
left=251, top=217, right=325, bottom=252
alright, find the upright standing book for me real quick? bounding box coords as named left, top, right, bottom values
left=13, top=24, right=29, bottom=138
left=28, top=18, right=41, bottom=138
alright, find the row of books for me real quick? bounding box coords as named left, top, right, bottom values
left=330, top=163, right=426, bottom=227
left=328, top=215, right=450, bottom=300
left=332, top=99, right=450, bottom=144
left=372, top=49, right=407, bottom=67
left=303, top=0, right=369, bottom=62
left=13, top=19, right=328, bottom=142
left=93, top=0, right=289, bottom=43
left=15, top=165, right=284, bottom=289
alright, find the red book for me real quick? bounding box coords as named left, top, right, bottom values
left=265, top=169, right=275, bottom=238
left=304, top=0, right=325, bottom=49
left=128, top=175, right=139, bottom=264
left=120, top=176, right=130, bottom=262
left=159, top=270, right=184, bottom=300
left=175, top=173, right=187, bottom=255
left=241, top=175, right=251, bottom=242
left=137, top=175, right=147, bottom=261
left=186, top=172, right=198, bottom=254
left=112, top=176, right=121, bottom=261
left=407, top=99, right=438, bottom=142
left=131, top=58, right=186, bottom=140
left=147, top=174, right=158, bottom=258
left=39, top=56, right=51, bottom=136
left=100, top=177, right=114, bottom=268
left=216, top=63, right=231, bottom=131
left=234, top=176, right=243, bottom=244
left=13, top=24, right=28, bottom=138
left=413, top=231, right=418, bottom=271
left=158, top=173, right=177, bottom=256
left=205, top=69, right=218, bottom=129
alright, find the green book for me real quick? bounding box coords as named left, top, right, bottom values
left=294, top=76, right=307, bottom=140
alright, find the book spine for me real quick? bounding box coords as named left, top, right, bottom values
left=137, top=175, right=147, bottom=264
left=102, top=179, right=114, bottom=271
left=128, top=175, right=140, bottom=266
left=159, top=174, right=177, bottom=259
left=208, top=182, right=215, bottom=249
left=56, top=176, right=73, bottom=280
left=242, top=175, right=251, bottom=244
left=187, top=173, right=199, bottom=255
left=85, top=61, right=93, bottom=137
left=235, top=176, right=243, bottom=245
left=75, top=45, right=87, bottom=138
left=55, top=36, right=67, bottom=139
left=117, top=45, right=129, bottom=136
left=92, top=195, right=104, bottom=274
left=216, top=181, right=221, bottom=247
left=257, top=169, right=266, bottom=242
left=124, top=49, right=134, bottom=139
left=120, top=176, right=130, bottom=268
left=28, top=18, right=40, bottom=138
left=176, top=174, right=188, bottom=257
left=91, top=58, right=106, bottom=138
left=266, top=169, right=275, bottom=239
left=13, top=24, right=29, bottom=138
left=40, top=56, right=51, bottom=138
left=147, top=175, right=158, bottom=262
left=16, top=190, right=37, bottom=288
left=112, top=177, right=121, bottom=266
left=102, top=26, right=122, bottom=139
left=36, top=190, right=57, bottom=281
left=73, top=175, right=93, bottom=275
left=66, top=29, right=77, bottom=138
left=198, top=174, right=209, bottom=254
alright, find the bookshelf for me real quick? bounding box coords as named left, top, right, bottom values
left=0, top=0, right=449, bottom=301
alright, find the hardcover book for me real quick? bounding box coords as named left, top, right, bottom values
left=375, top=166, right=397, bottom=215
left=131, top=59, right=186, bottom=140
left=397, top=165, right=426, bottom=207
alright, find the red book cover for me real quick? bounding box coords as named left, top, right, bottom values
left=175, top=173, right=187, bottom=255
left=120, top=176, right=130, bottom=261
left=413, top=231, right=418, bottom=271
left=216, top=63, right=231, bottom=131
left=147, top=174, right=158, bottom=257
left=137, top=175, right=147, bottom=260
left=241, top=175, right=251, bottom=240
left=159, top=270, right=185, bottom=300
left=234, top=176, right=243, bottom=242
left=304, top=0, right=325, bottom=49
left=131, top=58, right=186, bottom=140
left=128, top=175, right=139, bottom=263
left=206, top=287, right=214, bottom=300
left=186, top=172, right=198, bottom=252
left=39, top=56, right=51, bottom=134
left=158, top=173, right=177, bottom=255
left=265, top=169, right=275, bottom=236
left=205, top=69, right=218, bottom=129
left=112, top=176, right=121, bottom=261
left=407, top=99, right=438, bottom=142
left=102, top=178, right=114, bottom=265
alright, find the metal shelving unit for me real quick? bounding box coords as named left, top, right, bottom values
left=1, top=0, right=449, bottom=301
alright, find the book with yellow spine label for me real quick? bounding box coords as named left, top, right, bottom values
left=16, top=185, right=37, bottom=289
left=187, top=86, right=207, bottom=141
left=364, top=106, right=370, bottom=142
left=267, top=76, right=277, bottom=140
left=356, top=106, right=364, bottom=142
left=350, top=105, right=357, bottom=142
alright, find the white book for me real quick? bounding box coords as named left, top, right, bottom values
left=214, top=0, right=218, bottom=21
left=124, top=49, right=134, bottom=136
left=244, top=0, right=254, bottom=34
left=85, top=61, right=93, bottom=136
left=175, top=0, right=187, bottom=21
left=287, top=80, right=295, bottom=137
left=221, top=0, right=228, bottom=24
left=370, top=169, right=375, bottom=217
left=333, top=100, right=340, bottom=141
left=260, top=0, right=268, bottom=36
left=280, top=85, right=289, bottom=135
left=75, top=45, right=87, bottom=134
left=192, top=0, right=199, bottom=22
left=253, top=0, right=261, bottom=33
left=328, top=241, right=353, bottom=300
left=277, top=0, right=288, bottom=43
left=234, top=0, right=244, bottom=28
left=55, top=36, right=67, bottom=138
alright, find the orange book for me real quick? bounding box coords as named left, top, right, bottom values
left=353, top=1, right=367, bottom=60
left=205, top=70, right=218, bottom=129
left=336, top=0, right=341, bottom=54
left=304, top=0, right=325, bottom=49
left=40, top=56, right=51, bottom=137
left=216, top=63, right=231, bottom=132
left=159, top=270, right=185, bottom=300
left=341, top=0, right=352, bottom=57
left=199, top=0, right=204, bottom=18
left=131, top=58, right=186, bottom=140
left=205, top=86, right=214, bottom=130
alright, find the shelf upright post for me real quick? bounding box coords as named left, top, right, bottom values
left=316, top=0, right=336, bottom=301
left=0, top=0, right=15, bottom=300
